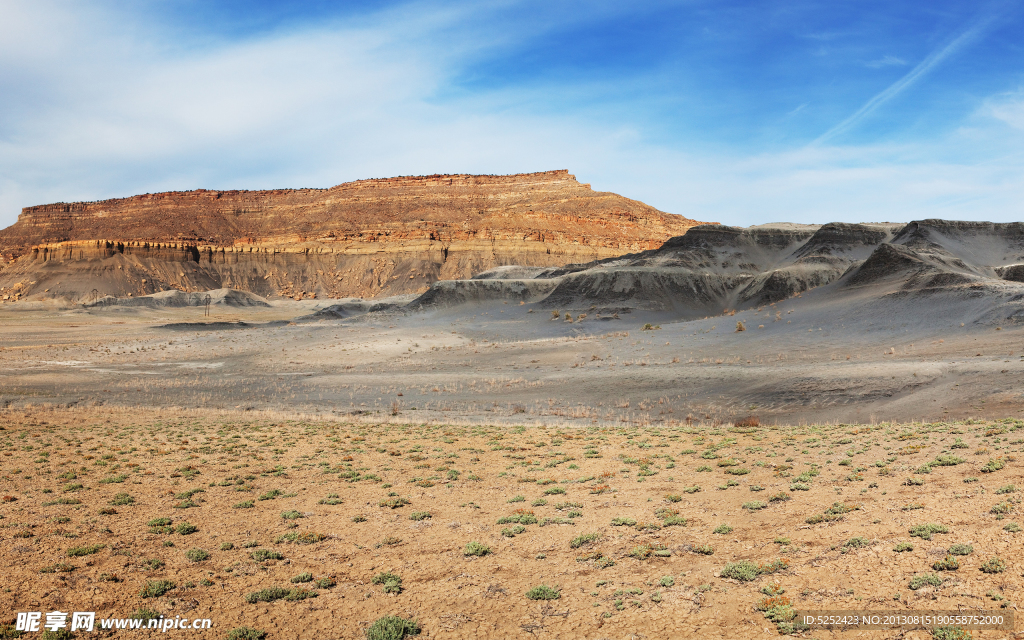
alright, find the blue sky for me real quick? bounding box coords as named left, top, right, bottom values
left=1, top=0, right=1023, bottom=228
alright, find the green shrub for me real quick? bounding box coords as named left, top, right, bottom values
left=233, top=500, right=254, bottom=509
left=409, top=511, right=431, bottom=521
left=244, top=586, right=317, bottom=603
left=659, top=575, right=675, bottom=587
left=665, top=494, right=682, bottom=502
left=379, top=497, right=411, bottom=509
left=932, top=554, right=959, bottom=571
left=947, top=543, right=973, bottom=556
left=364, top=616, right=420, bottom=640
left=844, top=537, right=870, bottom=549
left=979, top=557, right=1006, bottom=574
left=720, top=560, right=760, bottom=581
left=176, top=522, right=198, bottom=535
left=1003, top=522, right=1021, bottom=532
left=281, top=510, right=303, bottom=520
left=995, top=485, right=1016, bottom=494
left=610, top=517, right=636, bottom=526
left=225, top=628, right=267, bottom=640
left=372, top=571, right=403, bottom=594
left=66, top=544, right=103, bottom=557
left=220, top=542, right=234, bottom=551
left=981, top=458, right=1005, bottom=473
left=140, top=580, right=175, bottom=598
left=110, top=492, right=134, bottom=506
left=570, top=533, right=599, bottom=549
left=291, top=572, right=313, bottom=583
left=693, top=544, right=714, bottom=555
left=931, top=627, right=971, bottom=640
left=543, top=487, right=566, bottom=495
left=713, top=524, right=733, bottom=534
left=894, top=542, right=914, bottom=552
left=526, top=585, right=561, bottom=600
left=251, top=549, right=283, bottom=561
left=742, top=501, right=767, bottom=510
left=908, top=574, right=942, bottom=590
left=147, top=517, right=172, bottom=527
left=185, top=548, right=209, bottom=562
left=909, top=523, right=949, bottom=540
left=464, top=541, right=491, bottom=557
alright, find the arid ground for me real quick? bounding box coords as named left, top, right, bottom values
left=1, top=293, right=1023, bottom=639
left=0, top=405, right=1021, bottom=639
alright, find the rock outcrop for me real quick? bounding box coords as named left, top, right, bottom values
left=0, top=170, right=710, bottom=302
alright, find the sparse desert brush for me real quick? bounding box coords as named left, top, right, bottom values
left=464, top=541, right=491, bottom=557
left=379, top=497, right=411, bottom=509
left=176, top=522, right=198, bottom=535
left=981, top=458, right=1006, bottom=473
left=409, top=511, right=431, bottom=521
left=508, top=495, right=525, bottom=503
left=570, top=533, right=599, bottom=548
left=610, top=517, right=636, bottom=526
left=372, top=571, right=403, bottom=594
left=364, top=615, right=420, bottom=640
left=980, top=557, right=1007, bottom=574
left=140, top=580, right=175, bottom=598
left=66, top=544, right=104, bottom=557
left=665, top=494, right=682, bottom=502
left=526, top=585, right=561, bottom=600
left=932, top=455, right=965, bottom=467
left=110, top=492, right=134, bottom=506
left=930, top=627, right=972, bottom=640
left=233, top=500, right=254, bottom=509
left=743, top=501, right=767, bottom=510
left=844, top=537, right=870, bottom=549
left=720, top=560, right=760, bottom=581
left=291, top=572, right=313, bottom=583
left=995, top=485, right=1016, bottom=494
left=319, top=494, right=343, bottom=505
left=281, top=510, right=303, bottom=520
left=251, top=549, right=284, bottom=561
left=1004, top=522, right=1022, bottom=532
left=244, top=586, right=317, bottom=603
left=932, top=554, right=959, bottom=571
left=225, top=628, right=267, bottom=640
left=947, top=543, right=973, bottom=556
left=908, top=574, right=942, bottom=590
left=909, top=523, right=949, bottom=540
left=990, top=501, right=1013, bottom=515
left=185, top=548, right=209, bottom=562
left=894, top=542, right=914, bottom=552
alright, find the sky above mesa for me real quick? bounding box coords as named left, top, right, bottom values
left=1, top=0, right=1023, bottom=228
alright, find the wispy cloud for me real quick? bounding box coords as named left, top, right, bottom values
left=813, top=13, right=998, bottom=145
left=865, top=55, right=907, bottom=68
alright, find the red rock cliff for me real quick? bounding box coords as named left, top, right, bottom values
left=0, top=170, right=713, bottom=301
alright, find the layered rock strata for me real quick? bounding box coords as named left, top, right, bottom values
left=0, top=170, right=709, bottom=302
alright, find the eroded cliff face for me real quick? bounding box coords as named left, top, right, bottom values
left=0, top=170, right=711, bottom=301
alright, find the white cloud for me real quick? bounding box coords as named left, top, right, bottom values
left=865, top=55, right=907, bottom=68
left=0, top=0, right=1022, bottom=232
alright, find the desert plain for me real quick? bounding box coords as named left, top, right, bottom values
left=0, top=285, right=1023, bottom=640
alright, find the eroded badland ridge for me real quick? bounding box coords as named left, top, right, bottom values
left=0, top=170, right=710, bottom=302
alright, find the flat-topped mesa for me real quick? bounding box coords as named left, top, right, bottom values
left=0, top=170, right=712, bottom=301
